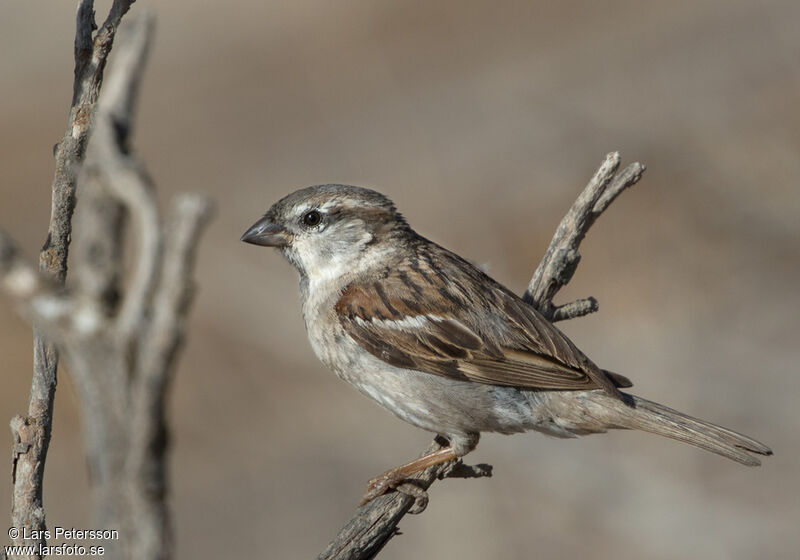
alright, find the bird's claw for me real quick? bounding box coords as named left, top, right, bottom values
left=396, top=482, right=429, bottom=514
left=359, top=472, right=404, bottom=506
left=359, top=473, right=429, bottom=513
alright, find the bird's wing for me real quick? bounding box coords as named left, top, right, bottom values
left=335, top=249, right=630, bottom=393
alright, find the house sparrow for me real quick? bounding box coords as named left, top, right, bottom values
left=241, top=184, right=771, bottom=504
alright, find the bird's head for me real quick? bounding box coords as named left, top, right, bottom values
left=241, top=184, right=410, bottom=278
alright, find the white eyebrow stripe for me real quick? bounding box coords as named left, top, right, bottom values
left=354, top=314, right=444, bottom=330
left=296, top=202, right=313, bottom=215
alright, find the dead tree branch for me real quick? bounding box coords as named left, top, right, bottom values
left=9, top=2, right=137, bottom=557
left=524, top=152, right=646, bottom=320
left=317, top=152, right=646, bottom=560
left=2, top=9, right=212, bottom=560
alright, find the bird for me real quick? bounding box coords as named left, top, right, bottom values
left=241, top=184, right=771, bottom=505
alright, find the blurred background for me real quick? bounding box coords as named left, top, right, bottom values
left=1, top=1, right=798, bottom=558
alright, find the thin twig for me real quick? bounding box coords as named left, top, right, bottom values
left=523, top=151, right=645, bottom=319
left=85, top=12, right=161, bottom=343
left=0, top=231, right=102, bottom=340
left=318, top=439, right=492, bottom=560
left=9, top=3, right=138, bottom=554
left=126, top=194, right=212, bottom=560
left=317, top=152, right=646, bottom=559
left=3, top=9, right=212, bottom=560
left=83, top=15, right=210, bottom=560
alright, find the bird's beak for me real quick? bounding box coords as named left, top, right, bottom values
left=240, top=216, right=292, bottom=247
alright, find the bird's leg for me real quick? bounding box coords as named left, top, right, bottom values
left=360, top=446, right=458, bottom=506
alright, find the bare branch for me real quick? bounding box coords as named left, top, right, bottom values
left=81, top=12, right=159, bottom=343
left=5, top=7, right=212, bottom=560
left=99, top=5, right=149, bottom=133
left=135, top=194, right=213, bottom=382
left=318, top=439, right=491, bottom=560
left=67, top=14, right=211, bottom=560
left=70, top=7, right=153, bottom=317
left=71, top=179, right=126, bottom=313
left=125, top=194, right=212, bottom=560
left=318, top=152, right=646, bottom=559
left=9, top=1, right=139, bottom=555
left=72, top=1, right=97, bottom=105
left=70, top=0, right=138, bottom=139
left=523, top=152, right=645, bottom=320
left=110, top=168, right=161, bottom=341
left=103, top=0, right=137, bottom=32
left=551, top=296, right=599, bottom=322
left=0, top=230, right=104, bottom=340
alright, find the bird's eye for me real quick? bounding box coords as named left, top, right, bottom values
left=302, top=210, right=322, bottom=227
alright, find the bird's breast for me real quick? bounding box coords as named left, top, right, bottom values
left=300, top=283, right=352, bottom=372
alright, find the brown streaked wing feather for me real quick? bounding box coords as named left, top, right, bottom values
left=602, top=369, right=633, bottom=388
left=335, top=281, right=480, bottom=370
left=460, top=349, right=594, bottom=389
left=335, top=267, right=628, bottom=393
left=492, top=288, right=623, bottom=396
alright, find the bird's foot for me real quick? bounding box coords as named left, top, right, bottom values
left=360, top=469, right=407, bottom=506
left=396, top=482, right=429, bottom=514
left=359, top=445, right=460, bottom=510
left=359, top=471, right=430, bottom=513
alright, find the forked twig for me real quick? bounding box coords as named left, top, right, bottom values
left=6, top=3, right=138, bottom=557
left=1, top=9, right=213, bottom=560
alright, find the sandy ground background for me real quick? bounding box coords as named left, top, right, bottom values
left=1, top=1, right=799, bottom=559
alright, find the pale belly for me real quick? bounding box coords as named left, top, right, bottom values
left=305, top=316, right=538, bottom=436
left=301, top=292, right=595, bottom=441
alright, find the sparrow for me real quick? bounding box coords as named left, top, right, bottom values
left=241, top=184, right=771, bottom=504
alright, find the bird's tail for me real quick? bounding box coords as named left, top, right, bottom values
left=583, top=392, right=772, bottom=466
